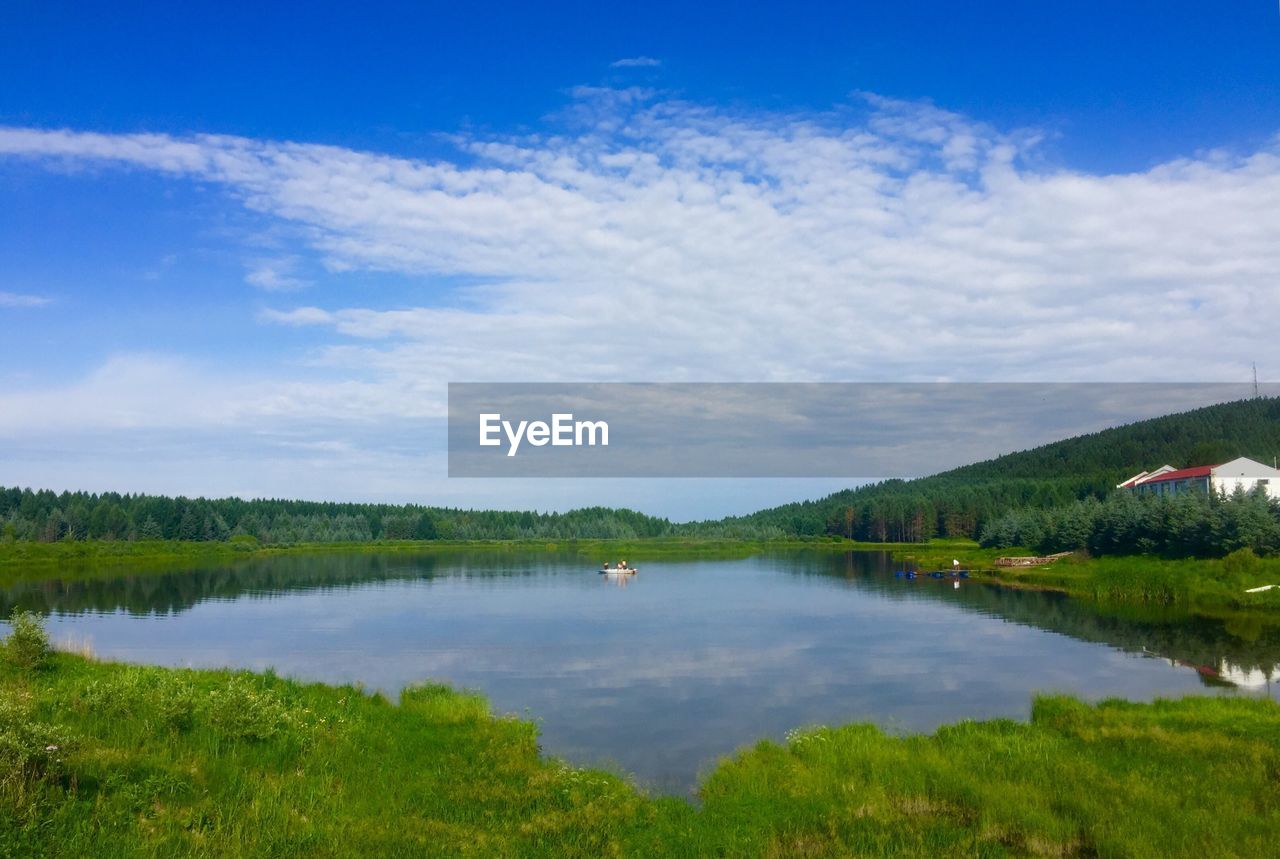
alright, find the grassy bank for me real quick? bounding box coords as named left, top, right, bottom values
left=3, top=618, right=1279, bottom=857
left=0, top=535, right=867, bottom=568
left=884, top=541, right=1280, bottom=614
left=0, top=537, right=884, bottom=589
left=991, top=554, right=1280, bottom=613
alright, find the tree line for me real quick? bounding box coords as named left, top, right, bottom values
left=0, top=489, right=674, bottom=544
left=979, top=488, right=1280, bottom=558
left=4, top=397, right=1278, bottom=551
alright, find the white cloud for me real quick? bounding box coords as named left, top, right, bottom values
left=0, top=90, right=1279, bottom=508
left=259, top=306, right=332, bottom=326
left=4, top=93, right=1274, bottom=391
left=0, top=290, right=51, bottom=307
left=244, top=256, right=309, bottom=291
left=610, top=56, right=661, bottom=68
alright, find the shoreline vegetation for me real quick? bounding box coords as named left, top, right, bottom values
left=892, top=542, right=1280, bottom=614
left=4, top=615, right=1279, bottom=857
left=0, top=536, right=867, bottom=577
left=5, top=536, right=1280, bottom=616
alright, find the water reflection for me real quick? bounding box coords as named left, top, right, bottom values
left=798, top=551, right=1280, bottom=688
left=3, top=549, right=1276, bottom=794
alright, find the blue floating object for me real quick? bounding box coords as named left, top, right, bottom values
left=893, top=571, right=905, bottom=578
left=959, top=571, right=969, bottom=578
left=930, top=572, right=944, bottom=578
left=906, top=571, right=917, bottom=579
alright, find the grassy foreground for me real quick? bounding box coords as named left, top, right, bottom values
left=3, top=619, right=1279, bottom=857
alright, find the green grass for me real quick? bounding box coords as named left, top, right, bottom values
left=0, top=536, right=888, bottom=590
left=975, top=552, right=1280, bottom=613
left=881, top=541, right=1280, bottom=615
left=0, top=535, right=865, bottom=568
left=3, top=622, right=1279, bottom=857
left=2, top=652, right=661, bottom=858
left=885, top=539, right=1009, bottom=570
left=0, top=538, right=267, bottom=566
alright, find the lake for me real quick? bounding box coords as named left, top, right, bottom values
left=6, top=549, right=1279, bottom=794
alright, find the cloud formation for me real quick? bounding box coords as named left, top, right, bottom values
left=2, top=91, right=1276, bottom=391
left=0, top=89, right=1278, bottom=503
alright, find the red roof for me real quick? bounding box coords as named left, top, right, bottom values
left=1137, top=464, right=1214, bottom=484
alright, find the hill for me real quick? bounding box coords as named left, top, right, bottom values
left=691, top=396, right=1280, bottom=541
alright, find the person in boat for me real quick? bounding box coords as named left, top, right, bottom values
left=602, top=561, right=611, bottom=570
left=619, top=560, right=628, bottom=570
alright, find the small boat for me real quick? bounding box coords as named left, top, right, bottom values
left=600, top=566, right=638, bottom=574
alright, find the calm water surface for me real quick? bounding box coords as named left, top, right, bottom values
left=7, top=550, right=1279, bottom=793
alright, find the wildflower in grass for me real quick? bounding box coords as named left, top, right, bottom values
left=786, top=726, right=829, bottom=749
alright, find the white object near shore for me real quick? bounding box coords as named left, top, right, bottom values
left=1244, top=584, right=1277, bottom=593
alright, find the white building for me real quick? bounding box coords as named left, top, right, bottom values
left=1119, top=456, right=1280, bottom=500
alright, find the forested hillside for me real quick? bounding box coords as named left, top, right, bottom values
left=3, top=397, right=1277, bottom=546
left=689, top=396, right=1280, bottom=541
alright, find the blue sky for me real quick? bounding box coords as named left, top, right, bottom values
left=2, top=2, right=1279, bottom=518
left=8, top=2, right=1279, bottom=170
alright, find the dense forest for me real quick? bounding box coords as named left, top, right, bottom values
left=3, top=397, right=1278, bottom=549
left=689, top=396, right=1280, bottom=542
left=979, top=489, right=1280, bottom=558
left=0, top=492, right=673, bottom=543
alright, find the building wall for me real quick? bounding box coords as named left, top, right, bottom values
left=1210, top=457, right=1280, bottom=500
left=1211, top=476, right=1280, bottom=500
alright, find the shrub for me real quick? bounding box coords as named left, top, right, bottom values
left=0, top=698, right=72, bottom=798
left=2, top=611, right=52, bottom=671
left=228, top=533, right=261, bottom=551
left=204, top=677, right=293, bottom=741
left=77, top=668, right=197, bottom=732
left=1222, top=546, right=1260, bottom=575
